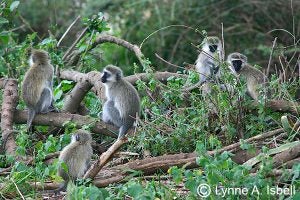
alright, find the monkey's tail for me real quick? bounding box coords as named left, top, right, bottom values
left=27, top=108, right=36, bottom=131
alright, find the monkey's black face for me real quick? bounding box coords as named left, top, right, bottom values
left=101, top=71, right=110, bottom=83
left=232, top=59, right=243, bottom=72
left=209, top=45, right=218, bottom=53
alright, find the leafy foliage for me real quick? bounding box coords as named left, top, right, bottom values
left=0, top=0, right=299, bottom=199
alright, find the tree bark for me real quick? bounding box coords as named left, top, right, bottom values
left=1, top=79, right=18, bottom=155
left=12, top=110, right=118, bottom=138
left=59, top=69, right=186, bottom=101
left=84, top=138, right=127, bottom=179
left=273, top=143, right=300, bottom=168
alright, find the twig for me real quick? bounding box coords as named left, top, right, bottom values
left=18, top=15, right=41, bottom=40
left=83, top=138, right=127, bottom=179
left=221, top=23, right=225, bottom=62
left=57, top=15, right=81, bottom=47
left=155, top=53, right=182, bottom=69
left=62, top=27, right=88, bottom=61
left=266, top=37, right=277, bottom=77
left=11, top=179, right=25, bottom=200
left=140, top=25, right=195, bottom=49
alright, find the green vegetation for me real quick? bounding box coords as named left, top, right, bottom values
left=0, top=0, right=299, bottom=199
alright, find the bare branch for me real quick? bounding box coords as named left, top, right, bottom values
left=1, top=79, right=18, bottom=155
left=57, top=15, right=81, bottom=47
left=84, top=138, right=127, bottom=179
left=12, top=110, right=118, bottom=138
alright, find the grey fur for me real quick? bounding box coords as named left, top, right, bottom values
left=101, top=65, right=141, bottom=139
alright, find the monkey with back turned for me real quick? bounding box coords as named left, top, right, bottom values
left=43, top=130, right=93, bottom=194
left=22, top=48, right=57, bottom=130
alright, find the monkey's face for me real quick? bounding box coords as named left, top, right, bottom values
left=227, top=53, right=247, bottom=76
left=209, top=44, right=218, bottom=53
left=101, top=69, right=122, bottom=84
left=227, top=58, right=243, bottom=76
left=202, top=37, right=221, bottom=53
left=202, top=41, right=221, bottom=54
left=232, top=59, right=244, bottom=73
left=72, top=132, right=92, bottom=144
left=101, top=71, right=115, bottom=84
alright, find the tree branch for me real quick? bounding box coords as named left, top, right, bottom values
left=1, top=79, right=18, bottom=155
left=84, top=138, right=127, bottom=179
left=12, top=110, right=118, bottom=138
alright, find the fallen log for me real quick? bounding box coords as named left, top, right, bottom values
left=37, top=127, right=285, bottom=189
left=273, top=142, right=300, bottom=168
left=12, top=110, right=118, bottom=138
left=1, top=79, right=18, bottom=155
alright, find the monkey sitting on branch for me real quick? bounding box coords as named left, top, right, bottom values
left=46, top=130, right=93, bottom=193
left=227, top=52, right=269, bottom=101
left=22, top=48, right=58, bottom=131
left=100, top=65, right=141, bottom=139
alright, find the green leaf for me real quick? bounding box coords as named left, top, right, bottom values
left=0, top=32, right=9, bottom=45
left=10, top=1, right=20, bottom=11
left=54, top=89, right=63, bottom=101
left=127, top=183, right=143, bottom=198
left=0, top=17, right=9, bottom=25
left=40, top=38, right=54, bottom=45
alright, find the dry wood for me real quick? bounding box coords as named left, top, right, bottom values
left=62, top=78, right=93, bottom=113
left=62, top=27, right=88, bottom=61
left=57, top=15, right=81, bottom=47
left=91, top=35, right=144, bottom=67
left=1, top=79, right=18, bottom=155
left=84, top=138, right=127, bottom=179
left=273, top=142, right=300, bottom=168
left=12, top=110, right=118, bottom=138
left=36, top=126, right=286, bottom=189
left=282, top=157, right=300, bottom=168
left=266, top=100, right=299, bottom=115
left=65, top=34, right=145, bottom=67
left=59, top=69, right=186, bottom=101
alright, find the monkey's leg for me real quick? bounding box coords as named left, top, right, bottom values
left=102, top=101, right=122, bottom=127
left=37, top=88, right=54, bottom=113
left=48, top=99, right=59, bottom=112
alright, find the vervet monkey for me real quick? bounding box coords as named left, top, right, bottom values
left=22, top=49, right=57, bottom=130
left=227, top=52, right=269, bottom=101
left=55, top=130, right=93, bottom=193
left=101, top=65, right=141, bottom=139
left=184, top=36, right=223, bottom=91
